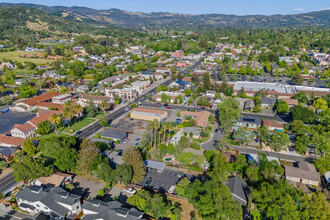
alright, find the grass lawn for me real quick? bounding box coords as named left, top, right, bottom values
left=61, top=118, right=96, bottom=133
left=40, top=132, right=69, bottom=139
left=0, top=51, right=53, bottom=65
left=94, top=113, right=106, bottom=120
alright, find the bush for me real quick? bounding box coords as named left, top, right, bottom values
left=115, top=140, right=121, bottom=144
left=177, top=152, right=194, bottom=165
left=191, top=142, right=201, bottom=150
left=0, top=161, right=8, bottom=169
left=97, top=189, right=105, bottom=197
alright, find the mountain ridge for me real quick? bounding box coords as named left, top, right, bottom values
left=0, top=3, right=329, bottom=28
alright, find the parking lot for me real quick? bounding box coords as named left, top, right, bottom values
left=137, top=168, right=198, bottom=194
left=0, top=110, right=35, bottom=134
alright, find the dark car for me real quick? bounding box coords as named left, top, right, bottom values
left=76, top=131, right=82, bottom=135
left=144, top=177, right=152, bottom=187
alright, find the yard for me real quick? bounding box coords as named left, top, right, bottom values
left=168, top=196, right=201, bottom=220
left=0, top=51, right=54, bottom=65
left=40, top=133, right=69, bottom=139
left=60, top=118, right=96, bottom=133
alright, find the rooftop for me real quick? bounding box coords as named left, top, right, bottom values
left=285, top=162, right=320, bottom=182
left=0, top=135, right=25, bottom=146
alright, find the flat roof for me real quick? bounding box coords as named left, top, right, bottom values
left=145, top=160, right=166, bottom=171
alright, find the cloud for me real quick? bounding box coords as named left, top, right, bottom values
left=293, top=8, right=304, bottom=12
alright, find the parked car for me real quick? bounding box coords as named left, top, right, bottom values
left=166, top=106, right=171, bottom=109
left=144, top=177, right=152, bottom=187
left=123, top=187, right=136, bottom=194
left=76, top=131, right=82, bottom=135
left=135, top=138, right=141, bottom=142
left=123, top=139, right=130, bottom=144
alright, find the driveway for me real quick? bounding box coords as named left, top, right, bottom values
left=0, top=111, right=35, bottom=134
left=72, top=176, right=105, bottom=198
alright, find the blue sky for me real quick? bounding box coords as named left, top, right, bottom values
left=5, top=0, right=330, bottom=15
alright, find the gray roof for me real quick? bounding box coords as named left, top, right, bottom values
left=285, top=162, right=321, bottom=182
left=82, top=199, right=144, bottom=220
left=225, top=177, right=250, bottom=206
left=183, top=127, right=200, bottom=136
left=16, top=186, right=80, bottom=218
left=102, top=150, right=124, bottom=165
left=0, top=146, right=17, bottom=157
left=144, top=160, right=166, bottom=171
left=262, top=98, right=277, bottom=105
left=101, top=129, right=127, bottom=140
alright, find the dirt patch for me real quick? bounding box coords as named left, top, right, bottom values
left=168, top=196, right=201, bottom=220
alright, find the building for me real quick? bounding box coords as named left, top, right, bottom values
left=152, top=92, right=184, bottom=103
left=182, top=127, right=200, bottom=139
left=155, top=67, right=171, bottom=74
left=145, top=160, right=166, bottom=172
left=10, top=112, right=53, bottom=139
left=52, top=93, right=73, bottom=104
left=13, top=91, right=61, bottom=112
left=280, top=98, right=298, bottom=107
left=101, top=150, right=124, bottom=167
left=33, top=172, right=73, bottom=187
left=279, top=56, right=299, bottom=63
left=77, top=85, right=89, bottom=93
left=180, top=111, right=210, bottom=128
left=82, top=199, right=144, bottom=220
left=0, top=135, right=25, bottom=147
left=285, top=162, right=321, bottom=186
left=130, top=108, right=168, bottom=122
left=225, top=177, right=250, bottom=208
left=231, top=61, right=263, bottom=70
left=16, top=186, right=81, bottom=219
left=77, top=95, right=113, bottom=107
left=101, top=129, right=128, bottom=142
left=170, top=50, right=184, bottom=58
left=261, top=98, right=277, bottom=108
left=262, top=119, right=286, bottom=131
left=0, top=146, right=18, bottom=161
left=233, top=115, right=262, bottom=130
left=105, top=88, right=138, bottom=100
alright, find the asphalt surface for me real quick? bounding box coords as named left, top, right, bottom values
left=0, top=111, right=36, bottom=134
left=0, top=172, right=17, bottom=194
left=75, top=79, right=172, bottom=138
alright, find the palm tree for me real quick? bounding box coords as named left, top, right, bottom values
left=49, top=113, right=61, bottom=134
left=162, top=122, right=168, bottom=143
left=99, top=100, right=110, bottom=114
left=62, top=107, right=75, bottom=127
left=64, top=100, right=74, bottom=109
left=73, top=104, right=83, bottom=121
left=153, top=119, right=160, bottom=149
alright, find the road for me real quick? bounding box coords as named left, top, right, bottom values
left=0, top=172, right=17, bottom=194
left=75, top=79, right=172, bottom=138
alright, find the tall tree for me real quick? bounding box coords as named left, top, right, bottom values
left=49, top=113, right=61, bottom=134
left=123, top=147, right=146, bottom=183
left=217, top=97, right=241, bottom=133
left=76, top=139, right=98, bottom=175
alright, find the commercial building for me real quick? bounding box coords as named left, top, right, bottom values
left=101, top=129, right=128, bottom=142
left=52, top=93, right=73, bottom=104
left=130, top=108, right=167, bottom=122
left=77, top=95, right=113, bottom=107
left=152, top=91, right=185, bottom=103
left=145, top=160, right=166, bottom=172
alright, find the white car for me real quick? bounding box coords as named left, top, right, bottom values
left=123, top=187, right=136, bottom=194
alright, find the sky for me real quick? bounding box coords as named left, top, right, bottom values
left=5, top=0, right=330, bottom=15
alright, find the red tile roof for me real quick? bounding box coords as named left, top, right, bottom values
left=0, top=135, right=25, bottom=146
left=35, top=102, right=64, bottom=111
left=12, top=123, right=36, bottom=133
left=180, top=111, right=210, bottom=127
left=20, top=91, right=61, bottom=107
left=28, top=112, right=53, bottom=127
left=79, top=95, right=109, bottom=101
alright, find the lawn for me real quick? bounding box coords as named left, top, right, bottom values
left=0, top=51, right=53, bottom=65
left=40, top=132, right=69, bottom=139
left=61, top=118, right=96, bottom=133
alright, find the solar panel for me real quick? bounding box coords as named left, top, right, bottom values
left=242, top=118, right=255, bottom=122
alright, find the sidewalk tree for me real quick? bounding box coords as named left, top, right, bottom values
left=49, top=113, right=61, bottom=134
left=269, top=132, right=290, bottom=152
left=99, top=100, right=110, bottom=113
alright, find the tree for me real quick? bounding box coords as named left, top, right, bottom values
left=76, top=139, right=98, bottom=175
left=99, top=116, right=108, bottom=127
left=85, top=100, right=99, bottom=117
left=299, top=192, right=330, bottom=220
left=274, top=100, right=289, bottom=114
left=292, top=73, right=304, bottom=85
left=233, top=127, right=253, bottom=146
left=269, top=132, right=290, bottom=152
left=22, top=140, right=37, bottom=156
left=18, top=85, right=38, bottom=98
left=197, top=96, right=209, bottom=106
left=290, top=105, right=315, bottom=124
left=99, top=100, right=110, bottom=113
left=314, top=155, right=330, bottom=176
left=208, top=153, right=230, bottom=183
left=293, top=92, right=308, bottom=103
left=203, top=72, right=211, bottom=90
left=176, top=177, right=190, bottom=196
left=217, top=97, right=241, bottom=133
left=54, top=146, right=78, bottom=172
left=12, top=156, right=53, bottom=181
left=123, top=147, right=146, bottom=183
left=313, top=98, right=328, bottom=110
left=73, top=104, right=83, bottom=120
left=35, top=120, right=52, bottom=135
left=183, top=89, right=192, bottom=97
left=62, top=107, right=75, bottom=127
left=49, top=113, right=61, bottom=134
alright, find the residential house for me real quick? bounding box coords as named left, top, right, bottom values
left=180, top=111, right=210, bottom=128
left=279, top=56, right=299, bottom=64
left=262, top=119, right=286, bottom=131
left=225, top=177, right=250, bottom=208
left=169, top=79, right=188, bottom=90
left=77, top=95, right=113, bottom=107
left=0, top=146, right=18, bottom=161
left=13, top=91, right=61, bottom=112
left=169, top=129, right=184, bottom=146
left=16, top=186, right=81, bottom=219
left=261, top=98, right=277, bottom=108
left=42, top=71, right=67, bottom=80
left=231, top=61, right=263, bottom=70
left=0, top=135, right=25, bottom=147
left=205, top=90, right=216, bottom=98
left=170, top=50, right=184, bottom=58
left=285, top=162, right=321, bottom=186
left=155, top=67, right=171, bottom=74
left=33, top=172, right=73, bottom=187
left=101, top=129, right=128, bottom=142
left=280, top=98, right=298, bottom=107
left=182, top=127, right=200, bottom=139
left=130, top=108, right=168, bottom=122
left=152, top=92, right=184, bottom=103
left=82, top=199, right=144, bottom=220
left=77, top=85, right=90, bottom=93
left=101, top=150, right=124, bottom=167
left=233, top=115, right=262, bottom=130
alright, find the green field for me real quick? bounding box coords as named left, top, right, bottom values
left=0, top=51, right=54, bottom=65
left=41, top=133, right=69, bottom=139
left=61, top=118, right=96, bottom=133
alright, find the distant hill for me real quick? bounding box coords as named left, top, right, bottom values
left=0, top=3, right=329, bottom=28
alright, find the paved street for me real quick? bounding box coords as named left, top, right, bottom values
left=0, top=172, right=17, bottom=194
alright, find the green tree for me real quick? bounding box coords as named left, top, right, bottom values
left=176, top=177, right=190, bottom=196
left=269, top=132, right=290, bottom=152
left=293, top=92, right=308, bottom=103
left=76, top=139, right=98, bottom=175
left=183, top=89, right=192, bottom=97
left=314, top=155, right=330, bottom=176
left=22, top=140, right=37, bottom=156
left=232, top=127, right=253, bottom=146
left=99, top=100, right=110, bottom=113
left=123, top=147, right=146, bottom=183
left=84, top=100, right=99, bottom=117
left=19, top=85, right=38, bottom=98
left=299, top=192, right=330, bottom=220
left=53, top=146, right=78, bottom=172
left=203, top=72, right=211, bottom=90
left=35, top=120, right=52, bottom=135
left=274, top=100, right=289, bottom=114
left=313, top=98, right=328, bottom=110
left=290, top=105, right=315, bottom=124
left=217, top=97, right=241, bottom=133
